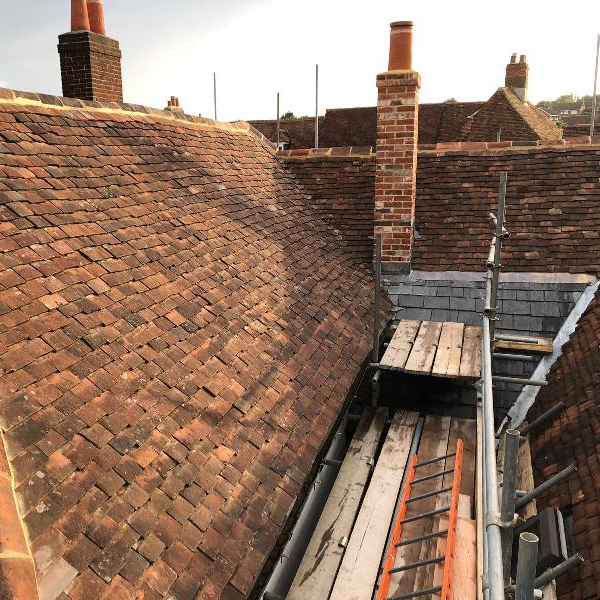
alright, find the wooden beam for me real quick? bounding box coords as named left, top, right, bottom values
left=287, top=408, right=387, bottom=600
left=329, top=410, right=419, bottom=600
left=404, top=321, right=443, bottom=375
left=494, top=337, right=553, bottom=355
left=380, top=320, right=421, bottom=369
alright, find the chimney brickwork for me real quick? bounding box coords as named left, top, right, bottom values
left=375, top=22, right=420, bottom=273
left=505, top=53, right=529, bottom=102
left=58, top=0, right=123, bottom=103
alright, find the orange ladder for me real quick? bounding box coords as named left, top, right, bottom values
left=376, top=439, right=464, bottom=600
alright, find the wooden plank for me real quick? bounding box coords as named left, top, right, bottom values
left=404, top=321, right=443, bottom=375
left=495, top=337, right=553, bottom=354
left=432, top=322, right=465, bottom=378
left=329, top=410, right=419, bottom=600
left=287, top=408, right=387, bottom=600
left=459, top=326, right=482, bottom=379
left=380, top=320, right=421, bottom=369
left=431, top=517, right=477, bottom=600
left=387, top=416, right=452, bottom=598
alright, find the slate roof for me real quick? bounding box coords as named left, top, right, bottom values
left=464, top=88, right=562, bottom=142
left=413, top=143, right=600, bottom=273
left=0, top=88, right=379, bottom=600
left=529, top=291, right=600, bottom=600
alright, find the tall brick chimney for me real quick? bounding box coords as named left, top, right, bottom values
left=505, top=53, right=528, bottom=102
left=58, top=0, right=123, bottom=103
left=375, top=21, right=420, bottom=273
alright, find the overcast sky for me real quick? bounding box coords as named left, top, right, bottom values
left=1, top=1, right=599, bottom=121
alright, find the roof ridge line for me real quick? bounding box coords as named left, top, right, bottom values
left=0, top=86, right=251, bottom=135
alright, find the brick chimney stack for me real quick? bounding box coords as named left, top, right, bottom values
left=505, top=53, right=529, bottom=102
left=375, top=21, right=421, bottom=273
left=58, top=0, right=123, bottom=103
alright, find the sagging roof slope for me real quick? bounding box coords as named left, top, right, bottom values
left=413, top=144, right=600, bottom=273
left=0, top=88, right=377, bottom=600
left=530, top=292, right=600, bottom=600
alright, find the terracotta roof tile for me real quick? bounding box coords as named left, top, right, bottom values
left=0, top=88, right=381, bottom=599
left=530, top=291, right=600, bottom=599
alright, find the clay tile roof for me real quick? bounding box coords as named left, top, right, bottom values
left=465, top=87, right=562, bottom=142
left=0, top=87, right=379, bottom=600
left=529, top=290, right=600, bottom=599
left=413, top=144, right=600, bottom=274
left=418, top=102, right=484, bottom=144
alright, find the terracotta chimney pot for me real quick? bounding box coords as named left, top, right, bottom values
left=71, top=0, right=90, bottom=31
left=519, top=54, right=526, bottom=63
left=388, top=21, right=413, bottom=71
left=87, top=0, right=106, bottom=35
left=510, top=53, right=517, bottom=64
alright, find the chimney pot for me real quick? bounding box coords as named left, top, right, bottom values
left=71, top=0, right=90, bottom=31
left=519, top=54, right=526, bottom=63
left=388, top=21, right=413, bottom=70
left=510, top=53, right=517, bottom=64
left=86, top=0, right=106, bottom=35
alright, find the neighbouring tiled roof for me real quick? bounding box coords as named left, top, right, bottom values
left=250, top=103, right=484, bottom=148
left=418, top=102, right=484, bottom=144
left=278, top=149, right=376, bottom=263
left=0, top=88, right=381, bottom=600
left=529, top=291, right=600, bottom=600
left=412, top=142, right=600, bottom=274
left=248, top=117, right=319, bottom=149
left=465, top=88, right=562, bottom=142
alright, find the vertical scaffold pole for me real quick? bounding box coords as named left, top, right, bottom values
left=489, top=172, right=507, bottom=343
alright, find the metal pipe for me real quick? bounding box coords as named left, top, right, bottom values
left=315, top=64, right=319, bottom=149
left=501, top=429, right=520, bottom=584
left=496, top=333, right=542, bottom=343
left=373, top=234, right=382, bottom=365
left=489, top=173, right=507, bottom=342
left=520, top=402, right=566, bottom=435
left=590, top=34, right=599, bottom=137
left=515, top=464, right=577, bottom=511
left=213, top=72, right=218, bottom=121
left=534, top=553, right=584, bottom=588
left=492, top=353, right=536, bottom=362
left=489, top=213, right=510, bottom=239
left=514, top=532, right=539, bottom=600
left=276, top=92, right=280, bottom=149
left=259, top=415, right=348, bottom=598
left=487, top=238, right=496, bottom=269
left=482, top=317, right=505, bottom=600
left=492, top=376, right=547, bottom=386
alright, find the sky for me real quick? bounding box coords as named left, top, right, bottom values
left=1, top=0, right=600, bottom=122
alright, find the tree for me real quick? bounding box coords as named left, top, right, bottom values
left=280, top=111, right=296, bottom=120
left=443, top=97, right=457, bottom=103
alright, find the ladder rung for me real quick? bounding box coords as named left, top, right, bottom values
left=412, top=468, right=454, bottom=485
left=388, top=586, right=442, bottom=600
left=395, top=529, right=448, bottom=548
left=389, top=555, right=445, bottom=574
left=406, top=486, right=452, bottom=504
left=401, top=505, right=449, bottom=524
left=414, top=452, right=456, bottom=469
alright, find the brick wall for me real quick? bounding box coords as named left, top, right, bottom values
left=58, top=31, right=123, bottom=103
left=375, top=71, right=420, bottom=272
left=279, top=149, right=375, bottom=263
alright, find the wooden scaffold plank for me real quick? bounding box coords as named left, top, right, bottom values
left=380, top=320, right=421, bottom=369
left=329, top=410, right=419, bottom=600
left=432, top=322, right=465, bottom=378
left=287, top=408, right=388, bottom=600
left=459, top=326, right=482, bottom=379
left=404, top=321, right=443, bottom=375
